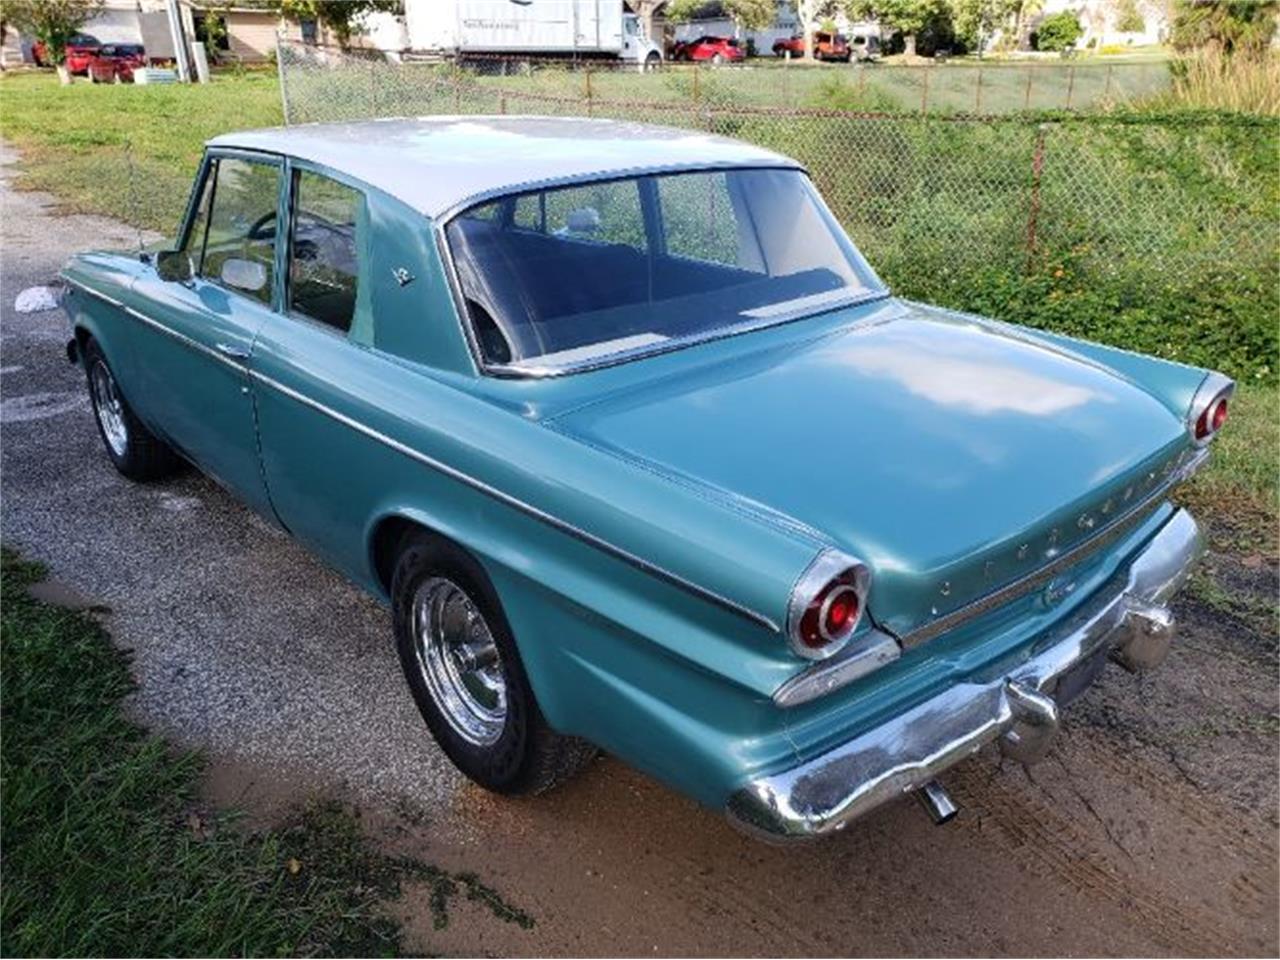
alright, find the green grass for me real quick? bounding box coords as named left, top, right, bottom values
left=0, top=550, right=533, bottom=957
left=0, top=70, right=283, bottom=235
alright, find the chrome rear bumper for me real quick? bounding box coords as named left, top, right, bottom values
left=726, top=507, right=1204, bottom=841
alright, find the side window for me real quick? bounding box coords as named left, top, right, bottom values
left=199, top=156, right=281, bottom=305
left=512, top=193, right=544, bottom=232
left=288, top=169, right=363, bottom=333
left=657, top=170, right=756, bottom=269
left=182, top=160, right=216, bottom=268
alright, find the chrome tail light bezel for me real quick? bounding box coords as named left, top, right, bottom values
left=787, top=548, right=871, bottom=660
left=1187, top=372, right=1235, bottom=447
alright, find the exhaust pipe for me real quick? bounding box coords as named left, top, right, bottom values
left=915, top=779, right=958, bottom=825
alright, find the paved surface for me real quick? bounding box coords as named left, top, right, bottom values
left=3, top=140, right=1277, bottom=957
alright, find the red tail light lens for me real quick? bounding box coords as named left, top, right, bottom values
left=1189, top=378, right=1233, bottom=445
left=788, top=551, right=870, bottom=660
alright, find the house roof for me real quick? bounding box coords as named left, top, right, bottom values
left=206, top=116, right=800, bottom=220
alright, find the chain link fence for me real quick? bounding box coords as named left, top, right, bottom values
left=276, top=41, right=1278, bottom=377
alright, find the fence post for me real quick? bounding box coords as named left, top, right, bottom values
left=692, top=63, right=700, bottom=106
left=276, top=35, right=292, bottom=125
left=1023, top=66, right=1033, bottom=110
left=584, top=63, right=593, bottom=116
left=1104, top=63, right=1114, bottom=100
left=452, top=59, right=462, bottom=113
left=974, top=66, right=983, bottom=114
left=499, top=93, right=507, bottom=114
left=920, top=63, right=930, bottom=114
left=857, top=62, right=866, bottom=96
left=1065, top=64, right=1076, bottom=110
left=1024, top=124, right=1049, bottom=271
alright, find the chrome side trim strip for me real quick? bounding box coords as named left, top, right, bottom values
left=247, top=368, right=781, bottom=632
left=70, top=272, right=784, bottom=632
left=62, top=276, right=124, bottom=309
left=899, top=446, right=1208, bottom=650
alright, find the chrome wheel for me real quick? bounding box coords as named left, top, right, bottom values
left=90, top=360, right=128, bottom=457
left=412, top=577, right=507, bottom=746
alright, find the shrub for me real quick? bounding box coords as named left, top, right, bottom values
left=1034, top=12, right=1084, bottom=52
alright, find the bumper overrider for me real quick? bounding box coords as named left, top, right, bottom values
left=727, top=507, right=1204, bottom=841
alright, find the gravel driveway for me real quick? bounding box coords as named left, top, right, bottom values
left=2, top=140, right=1276, bottom=957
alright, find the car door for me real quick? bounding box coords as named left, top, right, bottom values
left=249, top=161, right=381, bottom=567
left=129, top=150, right=282, bottom=519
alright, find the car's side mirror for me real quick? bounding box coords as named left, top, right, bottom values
left=220, top=257, right=268, bottom=294
left=155, top=249, right=193, bottom=283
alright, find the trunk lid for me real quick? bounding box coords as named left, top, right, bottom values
left=548, top=302, right=1190, bottom=638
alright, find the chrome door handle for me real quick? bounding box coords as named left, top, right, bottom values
left=214, top=342, right=251, bottom=362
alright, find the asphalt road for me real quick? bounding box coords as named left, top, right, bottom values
left=2, top=141, right=1276, bottom=957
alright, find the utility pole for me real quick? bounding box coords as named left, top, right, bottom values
left=165, top=0, right=192, bottom=82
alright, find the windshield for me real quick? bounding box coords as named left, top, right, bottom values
left=446, top=168, right=885, bottom=373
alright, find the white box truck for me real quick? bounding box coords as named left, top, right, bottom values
left=407, top=1, right=662, bottom=66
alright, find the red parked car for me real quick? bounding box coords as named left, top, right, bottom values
left=772, top=32, right=852, bottom=61
left=88, top=44, right=147, bottom=83
left=32, top=33, right=100, bottom=74
left=672, top=35, right=744, bottom=64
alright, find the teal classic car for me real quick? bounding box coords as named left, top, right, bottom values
left=61, top=117, right=1232, bottom=840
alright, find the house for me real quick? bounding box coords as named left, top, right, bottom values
left=1037, top=0, right=1169, bottom=48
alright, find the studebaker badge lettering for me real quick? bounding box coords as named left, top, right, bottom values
left=60, top=116, right=1231, bottom=841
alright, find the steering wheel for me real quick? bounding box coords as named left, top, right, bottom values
left=246, top=210, right=277, bottom=241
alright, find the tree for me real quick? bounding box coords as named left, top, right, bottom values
left=272, top=0, right=402, bottom=49
left=949, top=0, right=1018, bottom=53
left=1113, top=0, right=1145, bottom=33
left=1008, top=0, right=1043, bottom=50
left=4, top=0, right=104, bottom=83
left=845, top=0, right=948, bottom=57
left=1170, top=0, right=1277, bottom=59
left=666, top=0, right=777, bottom=32
left=784, top=0, right=840, bottom=60
left=1032, top=10, right=1081, bottom=50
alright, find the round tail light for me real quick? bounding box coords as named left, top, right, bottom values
left=1188, top=374, right=1234, bottom=446
left=788, top=550, right=870, bottom=660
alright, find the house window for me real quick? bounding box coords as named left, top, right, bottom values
left=300, top=18, right=318, bottom=44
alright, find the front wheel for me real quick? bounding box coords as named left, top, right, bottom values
left=392, top=531, right=597, bottom=795
left=645, top=51, right=661, bottom=71
left=83, top=338, right=181, bottom=481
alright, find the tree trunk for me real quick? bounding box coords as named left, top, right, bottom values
left=56, top=64, right=72, bottom=85
left=904, top=33, right=916, bottom=58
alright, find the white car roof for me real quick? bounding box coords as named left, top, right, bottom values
left=207, top=116, right=802, bottom=220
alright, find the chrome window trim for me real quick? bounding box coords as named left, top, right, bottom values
left=898, top=445, right=1210, bottom=650
left=436, top=165, right=891, bottom=380
left=433, top=159, right=805, bottom=226
left=61, top=276, right=782, bottom=634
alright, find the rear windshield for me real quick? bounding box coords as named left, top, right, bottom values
left=445, top=168, right=884, bottom=373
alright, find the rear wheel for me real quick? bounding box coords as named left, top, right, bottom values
left=392, top=531, right=597, bottom=795
left=83, top=338, right=181, bottom=481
